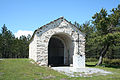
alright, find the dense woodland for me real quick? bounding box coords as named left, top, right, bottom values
left=0, top=24, right=31, bottom=58
left=0, top=5, right=120, bottom=65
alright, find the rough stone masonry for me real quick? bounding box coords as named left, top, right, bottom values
left=29, top=17, right=85, bottom=68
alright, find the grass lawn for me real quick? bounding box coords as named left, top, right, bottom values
left=0, top=59, right=120, bottom=80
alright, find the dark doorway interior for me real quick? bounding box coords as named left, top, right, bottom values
left=48, top=37, right=64, bottom=66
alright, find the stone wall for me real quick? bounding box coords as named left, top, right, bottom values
left=29, top=18, right=85, bottom=67
left=29, top=35, right=37, bottom=61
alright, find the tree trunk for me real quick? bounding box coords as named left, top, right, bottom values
left=96, top=44, right=109, bottom=66
left=96, top=55, right=103, bottom=66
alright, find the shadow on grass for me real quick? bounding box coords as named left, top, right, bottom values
left=86, top=64, right=96, bottom=67
left=86, top=62, right=120, bottom=69
left=104, top=64, right=120, bottom=69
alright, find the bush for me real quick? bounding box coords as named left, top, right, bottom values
left=103, top=58, right=120, bottom=66
left=86, top=58, right=98, bottom=62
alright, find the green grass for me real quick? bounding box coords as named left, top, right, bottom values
left=0, top=59, right=120, bottom=80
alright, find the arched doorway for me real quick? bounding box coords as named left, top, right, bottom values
left=48, top=33, right=74, bottom=67
left=48, top=37, right=64, bottom=66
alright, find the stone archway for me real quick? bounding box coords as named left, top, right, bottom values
left=48, top=36, right=64, bottom=66
left=48, top=33, right=74, bottom=66
left=29, top=17, right=85, bottom=68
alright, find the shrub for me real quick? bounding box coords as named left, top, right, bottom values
left=103, top=58, right=120, bottom=66
left=86, top=58, right=98, bottom=62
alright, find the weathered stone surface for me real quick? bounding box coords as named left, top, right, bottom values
left=73, top=55, right=85, bottom=68
left=29, top=17, right=85, bottom=67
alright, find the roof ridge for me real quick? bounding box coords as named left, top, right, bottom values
left=38, top=16, right=64, bottom=30
left=30, top=17, right=85, bottom=42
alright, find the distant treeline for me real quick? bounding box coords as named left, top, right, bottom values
left=0, top=24, right=31, bottom=58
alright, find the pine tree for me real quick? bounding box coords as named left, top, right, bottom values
left=92, top=5, right=120, bottom=65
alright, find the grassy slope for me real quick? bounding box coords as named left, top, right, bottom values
left=0, top=59, right=67, bottom=80
left=0, top=59, right=120, bottom=80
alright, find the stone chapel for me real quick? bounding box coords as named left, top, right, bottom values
left=29, top=17, right=85, bottom=68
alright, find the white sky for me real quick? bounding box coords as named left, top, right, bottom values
left=14, top=30, right=33, bottom=38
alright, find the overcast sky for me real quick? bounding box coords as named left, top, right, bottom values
left=0, top=0, right=119, bottom=38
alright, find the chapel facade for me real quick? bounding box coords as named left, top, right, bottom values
left=29, top=17, right=85, bottom=68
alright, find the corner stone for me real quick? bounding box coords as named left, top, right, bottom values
left=73, top=55, right=85, bottom=68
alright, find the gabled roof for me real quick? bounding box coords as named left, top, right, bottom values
left=30, top=17, right=85, bottom=42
